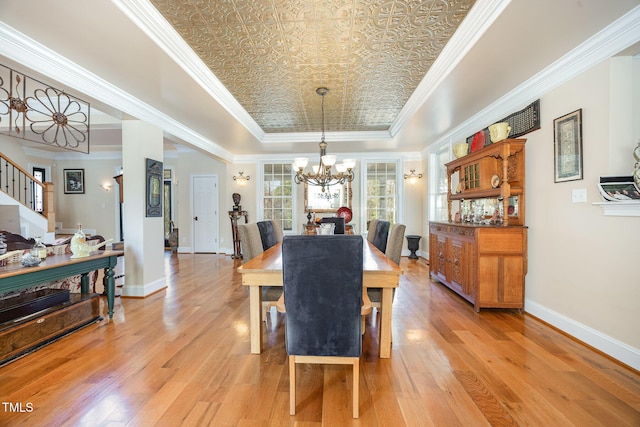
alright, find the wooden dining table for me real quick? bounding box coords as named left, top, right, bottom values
left=237, top=238, right=402, bottom=358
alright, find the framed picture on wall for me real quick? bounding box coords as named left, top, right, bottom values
left=63, top=169, right=85, bottom=194
left=554, top=109, right=583, bottom=182
left=146, top=158, right=163, bottom=217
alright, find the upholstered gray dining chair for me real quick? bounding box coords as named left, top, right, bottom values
left=282, top=234, right=364, bottom=418
left=238, top=223, right=263, bottom=261
left=320, top=217, right=346, bottom=234
left=367, top=222, right=405, bottom=313
left=269, top=219, right=284, bottom=243
left=371, top=220, right=390, bottom=253
left=366, top=219, right=378, bottom=244
left=238, top=222, right=283, bottom=321
left=256, top=220, right=278, bottom=250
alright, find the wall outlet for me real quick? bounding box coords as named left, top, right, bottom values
left=572, top=188, right=587, bottom=203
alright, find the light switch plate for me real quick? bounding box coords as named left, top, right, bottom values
left=572, top=188, right=587, bottom=203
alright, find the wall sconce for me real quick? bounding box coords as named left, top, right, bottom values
left=403, top=169, right=423, bottom=184
left=233, top=172, right=250, bottom=184
left=100, top=183, right=112, bottom=192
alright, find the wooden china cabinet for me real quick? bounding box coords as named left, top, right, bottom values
left=429, top=139, right=527, bottom=312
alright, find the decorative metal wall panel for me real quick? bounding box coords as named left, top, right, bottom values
left=150, top=0, right=475, bottom=133
left=466, top=99, right=541, bottom=146
left=498, top=99, right=541, bottom=139
left=0, top=64, right=90, bottom=154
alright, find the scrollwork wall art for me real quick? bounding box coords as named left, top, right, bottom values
left=0, top=63, right=90, bottom=153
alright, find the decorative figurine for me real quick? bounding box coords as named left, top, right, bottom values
left=70, top=224, right=112, bottom=259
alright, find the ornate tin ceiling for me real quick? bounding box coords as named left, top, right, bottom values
left=149, top=0, right=475, bottom=134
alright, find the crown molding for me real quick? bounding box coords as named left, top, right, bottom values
left=0, top=21, right=235, bottom=163
left=112, top=0, right=265, bottom=141
left=390, top=0, right=511, bottom=137
left=261, top=130, right=392, bottom=144
left=423, top=4, right=640, bottom=156
left=233, top=150, right=415, bottom=165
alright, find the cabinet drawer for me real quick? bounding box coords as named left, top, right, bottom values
left=477, top=229, right=524, bottom=254
left=430, top=223, right=476, bottom=240
left=430, top=223, right=449, bottom=234
left=448, top=226, right=475, bottom=240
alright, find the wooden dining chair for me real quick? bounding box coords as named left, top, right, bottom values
left=238, top=223, right=283, bottom=322
left=282, top=234, right=364, bottom=418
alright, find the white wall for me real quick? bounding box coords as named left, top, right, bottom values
left=166, top=151, right=228, bottom=253
left=419, top=56, right=640, bottom=369
left=0, top=136, right=31, bottom=166
left=524, top=58, right=640, bottom=369
left=52, top=156, right=120, bottom=239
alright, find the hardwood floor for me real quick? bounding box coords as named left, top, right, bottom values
left=1, top=253, right=639, bottom=426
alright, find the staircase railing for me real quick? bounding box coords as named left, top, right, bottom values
left=0, top=151, right=55, bottom=232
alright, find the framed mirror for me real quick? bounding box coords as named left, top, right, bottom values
left=304, top=183, right=352, bottom=213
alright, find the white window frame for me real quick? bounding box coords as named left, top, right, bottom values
left=428, top=141, right=453, bottom=222
left=359, top=158, right=403, bottom=230
left=258, top=161, right=298, bottom=233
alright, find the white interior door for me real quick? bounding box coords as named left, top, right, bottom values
left=192, top=175, right=218, bottom=253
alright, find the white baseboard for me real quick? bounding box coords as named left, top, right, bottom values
left=525, top=299, right=640, bottom=371
left=175, top=246, right=233, bottom=255
left=121, top=277, right=166, bottom=298
left=218, top=245, right=232, bottom=255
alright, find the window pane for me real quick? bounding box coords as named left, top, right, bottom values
left=429, top=143, right=451, bottom=221
left=365, top=161, right=398, bottom=225
left=32, top=167, right=45, bottom=213
left=262, top=162, right=294, bottom=231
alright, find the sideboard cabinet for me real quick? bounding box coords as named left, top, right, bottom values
left=429, top=138, right=527, bottom=311
left=429, top=223, right=527, bottom=311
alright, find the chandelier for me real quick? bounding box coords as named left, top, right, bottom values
left=293, top=87, right=356, bottom=192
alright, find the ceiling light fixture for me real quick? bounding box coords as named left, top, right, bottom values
left=293, top=87, right=356, bottom=192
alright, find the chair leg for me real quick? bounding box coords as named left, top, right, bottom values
left=353, top=358, right=359, bottom=418
left=289, top=356, right=296, bottom=415
left=361, top=291, right=372, bottom=335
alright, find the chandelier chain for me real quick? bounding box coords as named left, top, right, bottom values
left=293, top=87, right=356, bottom=192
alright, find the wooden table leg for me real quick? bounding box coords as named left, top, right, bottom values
left=105, top=264, right=115, bottom=318
left=249, top=286, right=263, bottom=354
left=379, top=287, right=393, bottom=358
left=80, top=272, right=90, bottom=294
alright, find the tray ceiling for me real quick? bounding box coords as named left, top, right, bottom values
left=149, top=0, right=476, bottom=134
